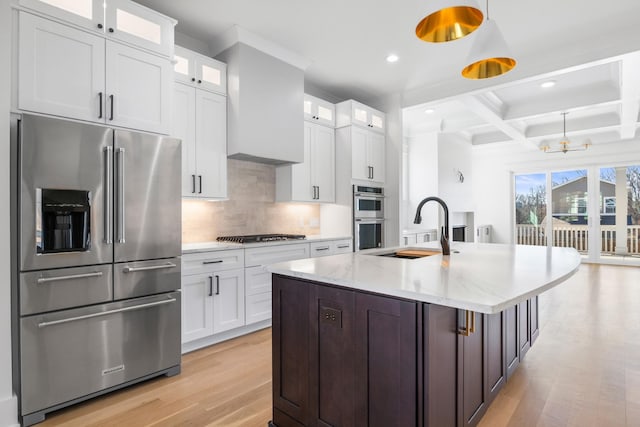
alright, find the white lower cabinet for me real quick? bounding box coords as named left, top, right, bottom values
left=181, top=273, right=214, bottom=342
left=212, top=268, right=245, bottom=333
left=181, top=239, right=351, bottom=350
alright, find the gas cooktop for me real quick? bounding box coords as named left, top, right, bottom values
left=216, top=234, right=306, bottom=244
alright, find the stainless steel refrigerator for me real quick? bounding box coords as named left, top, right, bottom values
left=11, top=114, right=182, bottom=426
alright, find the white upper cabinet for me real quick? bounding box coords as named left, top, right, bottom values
left=350, top=126, right=385, bottom=183
left=19, top=0, right=176, bottom=57
left=17, top=11, right=173, bottom=134
left=336, top=99, right=385, bottom=133
left=276, top=121, right=335, bottom=203
left=173, top=82, right=227, bottom=199
left=174, top=45, right=227, bottom=95
left=304, top=94, right=335, bottom=127
left=105, top=41, right=172, bottom=134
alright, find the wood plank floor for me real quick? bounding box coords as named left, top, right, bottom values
left=40, top=263, right=640, bottom=426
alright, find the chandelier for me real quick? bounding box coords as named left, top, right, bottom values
left=540, top=112, right=591, bottom=154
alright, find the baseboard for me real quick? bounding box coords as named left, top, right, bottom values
left=0, top=393, right=19, bottom=427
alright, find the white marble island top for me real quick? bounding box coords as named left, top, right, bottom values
left=268, top=242, right=582, bottom=314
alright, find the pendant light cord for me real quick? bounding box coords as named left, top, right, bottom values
left=486, top=0, right=489, bottom=20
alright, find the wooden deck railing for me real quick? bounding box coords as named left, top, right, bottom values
left=516, top=224, right=640, bottom=254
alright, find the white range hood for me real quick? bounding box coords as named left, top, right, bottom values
left=215, top=28, right=309, bottom=165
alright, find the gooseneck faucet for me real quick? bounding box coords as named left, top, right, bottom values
left=413, top=196, right=450, bottom=255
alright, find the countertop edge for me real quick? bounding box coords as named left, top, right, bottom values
left=182, top=235, right=352, bottom=254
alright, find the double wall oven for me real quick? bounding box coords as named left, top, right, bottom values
left=11, top=114, right=182, bottom=426
left=353, top=185, right=384, bottom=250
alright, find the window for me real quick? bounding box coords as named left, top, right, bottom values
left=603, top=196, right=616, bottom=214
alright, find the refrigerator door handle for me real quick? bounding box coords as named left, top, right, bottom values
left=37, top=298, right=177, bottom=328
left=116, top=147, right=126, bottom=244
left=104, top=146, right=113, bottom=244
left=122, top=263, right=177, bottom=273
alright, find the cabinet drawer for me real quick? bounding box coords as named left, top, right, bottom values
left=245, top=265, right=272, bottom=296
left=182, top=249, right=244, bottom=275
left=309, top=241, right=332, bottom=257
left=246, top=292, right=272, bottom=325
left=332, top=239, right=353, bottom=254
left=244, top=243, right=309, bottom=267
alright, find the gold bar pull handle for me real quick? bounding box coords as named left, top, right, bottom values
left=459, top=310, right=473, bottom=336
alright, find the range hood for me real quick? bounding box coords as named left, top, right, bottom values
left=216, top=41, right=305, bottom=165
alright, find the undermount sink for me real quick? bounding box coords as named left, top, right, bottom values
left=374, top=248, right=441, bottom=259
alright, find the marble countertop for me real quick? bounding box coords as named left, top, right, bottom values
left=268, top=242, right=582, bottom=314
left=182, top=235, right=352, bottom=254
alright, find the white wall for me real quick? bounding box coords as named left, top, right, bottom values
left=472, top=139, right=640, bottom=244
left=405, top=133, right=438, bottom=231
left=0, top=0, right=18, bottom=425
left=437, top=133, right=473, bottom=213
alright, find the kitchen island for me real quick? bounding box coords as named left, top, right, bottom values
left=267, top=242, right=581, bottom=427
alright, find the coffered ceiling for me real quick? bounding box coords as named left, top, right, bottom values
left=135, top=0, right=640, bottom=149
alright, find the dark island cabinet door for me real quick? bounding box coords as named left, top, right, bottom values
left=272, top=275, right=311, bottom=426
left=308, top=284, right=356, bottom=427
left=519, top=300, right=531, bottom=360
left=530, top=296, right=539, bottom=346
left=354, top=293, right=418, bottom=427
left=486, top=312, right=506, bottom=404
left=424, top=304, right=458, bottom=427
left=458, top=311, right=488, bottom=427
left=505, top=305, right=520, bottom=380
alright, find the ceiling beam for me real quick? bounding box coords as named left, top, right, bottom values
left=619, top=52, right=640, bottom=139
left=460, top=93, right=525, bottom=141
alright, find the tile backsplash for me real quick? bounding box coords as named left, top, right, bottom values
left=182, top=159, right=321, bottom=243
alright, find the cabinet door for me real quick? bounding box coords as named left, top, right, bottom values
left=351, top=126, right=370, bottom=181
left=181, top=274, right=214, bottom=343
left=504, top=305, right=520, bottom=379
left=246, top=292, right=272, bottom=325
left=272, top=275, right=311, bottom=426
left=212, top=268, right=245, bottom=334
left=486, top=312, right=505, bottom=404
left=195, top=90, right=227, bottom=198
left=18, top=12, right=105, bottom=122
left=519, top=300, right=531, bottom=359
left=104, top=0, right=175, bottom=57
left=530, top=296, right=539, bottom=345
left=312, top=124, right=335, bottom=202
left=105, top=41, right=172, bottom=134
left=458, top=311, right=489, bottom=427
left=290, top=122, right=313, bottom=201
left=354, top=292, right=417, bottom=427
left=195, top=57, right=227, bottom=94
left=367, top=132, right=385, bottom=183
left=172, top=83, right=197, bottom=196
left=19, top=0, right=103, bottom=33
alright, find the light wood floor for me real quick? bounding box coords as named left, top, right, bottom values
left=40, top=264, right=640, bottom=427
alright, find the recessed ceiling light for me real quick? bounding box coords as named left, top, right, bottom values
left=424, top=108, right=435, bottom=114
left=386, top=54, right=399, bottom=63
left=541, top=80, right=556, bottom=89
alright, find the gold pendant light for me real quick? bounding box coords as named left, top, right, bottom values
left=415, top=0, right=484, bottom=43
left=461, top=1, right=516, bottom=79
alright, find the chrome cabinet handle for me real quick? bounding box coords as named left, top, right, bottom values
left=98, top=92, right=103, bottom=118
left=37, top=271, right=103, bottom=284
left=337, top=244, right=350, bottom=249
left=116, top=148, right=125, bottom=243
left=109, top=94, right=114, bottom=120
left=38, top=298, right=177, bottom=328
left=208, top=276, right=213, bottom=296
left=122, top=263, right=177, bottom=273
left=202, top=260, right=223, bottom=265
left=215, top=275, right=220, bottom=295
left=103, top=146, right=113, bottom=244
left=315, top=246, right=330, bottom=251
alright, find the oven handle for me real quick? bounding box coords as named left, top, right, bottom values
left=122, top=262, right=177, bottom=273
left=37, top=298, right=177, bottom=328
left=354, top=193, right=385, bottom=199
left=104, top=146, right=113, bottom=245
left=37, top=271, right=104, bottom=284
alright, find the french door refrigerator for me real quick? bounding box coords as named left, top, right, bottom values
left=11, top=114, right=182, bottom=426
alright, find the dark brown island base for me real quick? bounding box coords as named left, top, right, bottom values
left=269, top=274, right=540, bottom=427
